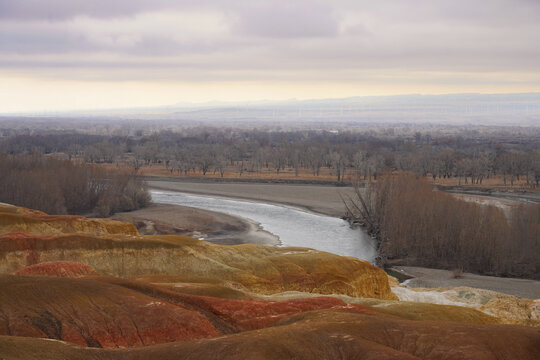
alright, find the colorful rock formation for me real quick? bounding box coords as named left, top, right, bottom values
left=1, top=309, right=539, bottom=360
left=0, top=203, right=138, bottom=236
left=0, top=275, right=222, bottom=348
left=1, top=203, right=539, bottom=359
left=393, top=285, right=540, bottom=326
left=0, top=274, right=379, bottom=348
left=15, top=261, right=97, bottom=278
left=0, top=207, right=396, bottom=299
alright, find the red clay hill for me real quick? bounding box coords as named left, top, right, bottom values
left=15, top=261, right=97, bottom=277
left=0, top=203, right=539, bottom=359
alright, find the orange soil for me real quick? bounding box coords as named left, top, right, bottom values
left=15, top=261, right=97, bottom=278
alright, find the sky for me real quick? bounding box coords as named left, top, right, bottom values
left=1, top=0, right=540, bottom=112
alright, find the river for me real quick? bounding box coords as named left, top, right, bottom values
left=151, top=190, right=377, bottom=263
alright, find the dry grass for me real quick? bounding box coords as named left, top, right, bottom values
left=451, top=268, right=464, bottom=279
left=98, top=161, right=537, bottom=191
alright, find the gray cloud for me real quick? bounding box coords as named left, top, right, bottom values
left=0, top=0, right=539, bottom=86
left=232, top=1, right=339, bottom=38
left=0, top=0, right=182, bottom=20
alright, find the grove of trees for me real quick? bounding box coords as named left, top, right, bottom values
left=1, top=125, right=539, bottom=187
left=0, top=154, right=150, bottom=216
left=345, top=172, right=539, bottom=279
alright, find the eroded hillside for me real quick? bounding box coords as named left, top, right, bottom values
left=0, top=203, right=539, bottom=360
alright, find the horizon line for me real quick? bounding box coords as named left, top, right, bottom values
left=2, top=90, right=540, bottom=117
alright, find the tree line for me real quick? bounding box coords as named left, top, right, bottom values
left=0, top=126, right=539, bottom=186
left=344, top=172, right=539, bottom=279
left=0, top=154, right=150, bottom=216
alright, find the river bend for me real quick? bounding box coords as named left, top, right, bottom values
left=151, top=190, right=377, bottom=262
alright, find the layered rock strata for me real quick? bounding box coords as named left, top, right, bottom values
left=1, top=203, right=539, bottom=359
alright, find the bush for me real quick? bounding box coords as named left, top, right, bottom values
left=0, top=153, right=150, bottom=216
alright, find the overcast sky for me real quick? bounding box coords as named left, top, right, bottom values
left=1, top=0, right=540, bottom=112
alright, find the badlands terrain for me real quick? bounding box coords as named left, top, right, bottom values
left=0, top=201, right=539, bottom=359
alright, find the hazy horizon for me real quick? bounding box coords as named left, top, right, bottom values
left=2, top=91, right=540, bottom=115
left=2, top=92, right=539, bottom=127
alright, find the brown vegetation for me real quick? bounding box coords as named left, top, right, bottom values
left=1, top=126, right=539, bottom=188
left=344, top=172, right=540, bottom=278
left=0, top=154, right=150, bottom=216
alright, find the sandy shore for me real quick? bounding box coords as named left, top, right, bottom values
left=111, top=203, right=279, bottom=246
left=147, top=180, right=354, bottom=217
left=394, top=266, right=540, bottom=299
left=449, top=192, right=527, bottom=217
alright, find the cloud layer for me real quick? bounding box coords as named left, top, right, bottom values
left=1, top=0, right=540, bottom=111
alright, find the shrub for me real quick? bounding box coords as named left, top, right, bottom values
left=0, top=153, right=150, bottom=216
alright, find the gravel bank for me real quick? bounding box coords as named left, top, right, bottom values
left=394, top=266, right=540, bottom=299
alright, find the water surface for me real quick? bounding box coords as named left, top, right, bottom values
left=151, top=190, right=377, bottom=262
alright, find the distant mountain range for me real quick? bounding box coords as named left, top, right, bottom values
left=4, top=93, right=540, bottom=126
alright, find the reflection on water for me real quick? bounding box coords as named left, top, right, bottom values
left=151, top=190, right=377, bottom=263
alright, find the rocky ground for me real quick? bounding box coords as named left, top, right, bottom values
left=0, top=202, right=539, bottom=359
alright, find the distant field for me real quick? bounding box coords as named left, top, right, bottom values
left=100, top=162, right=537, bottom=190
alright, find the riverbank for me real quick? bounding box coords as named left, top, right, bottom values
left=147, top=180, right=355, bottom=217
left=147, top=179, right=537, bottom=218
left=394, top=266, right=540, bottom=299
left=111, top=203, right=279, bottom=246
left=149, top=190, right=377, bottom=261
left=142, top=180, right=539, bottom=299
